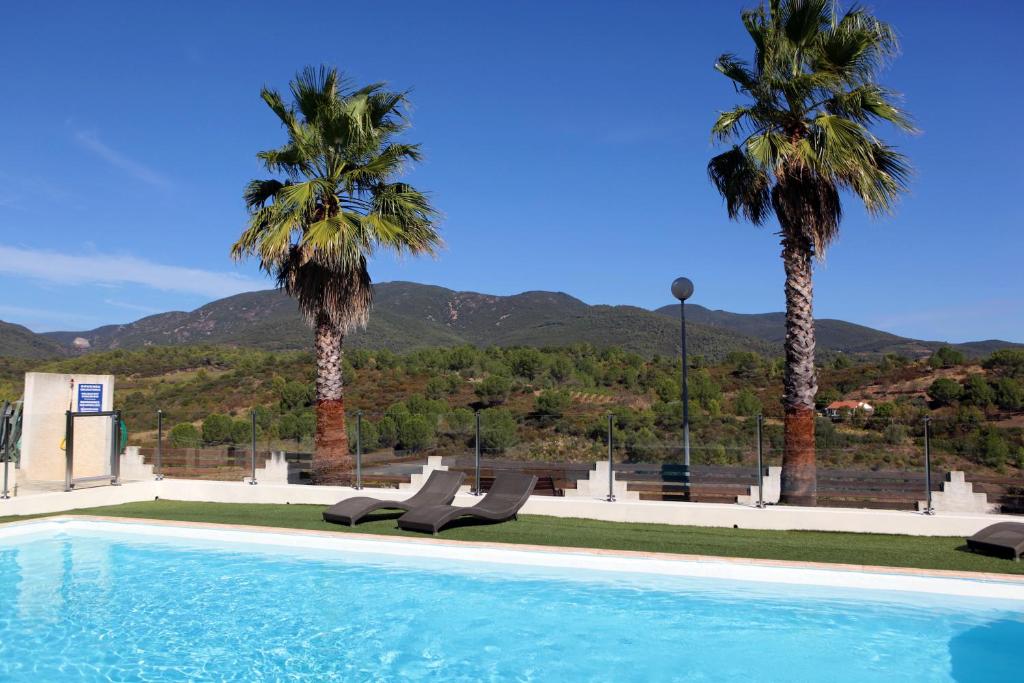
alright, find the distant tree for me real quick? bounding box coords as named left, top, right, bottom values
left=548, top=355, right=573, bottom=383
left=202, top=414, right=233, bottom=444
left=479, top=408, right=518, bottom=451
left=961, top=375, right=995, bottom=407
left=654, top=377, right=680, bottom=403
left=507, top=348, right=545, bottom=380
left=928, top=346, right=966, bottom=369
left=976, top=428, right=1010, bottom=469
left=475, top=375, right=512, bottom=406
left=872, top=402, right=895, bottom=419
left=733, top=389, right=762, bottom=417
left=231, top=66, right=441, bottom=483
left=815, top=388, right=841, bottom=410
left=690, top=369, right=722, bottom=411
left=397, top=414, right=434, bottom=451
left=928, top=378, right=963, bottom=407
left=443, top=408, right=475, bottom=438
left=984, top=349, right=1024, bottom=378
left=230, top=419, right=254, bottom=445
left=535, top=390, right=571, bottom=418
left=708, top=0, right=913, bottom=504
left=995, top=378, right=1024, bottom=412
left=831, top=354, right=852, bottom=370
left=883, top=423, right=907, bottom=445
left=625, top=427, right=660, bottom=461
left=169, top=423, right=200, bottom=448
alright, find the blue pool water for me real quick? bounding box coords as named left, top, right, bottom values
left=0, top=525, right=1021, bottom=682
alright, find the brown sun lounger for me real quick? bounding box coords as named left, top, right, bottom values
left=966, top=522, right=1024, bottom=560
left=397, top=472, right=537, bottom=534
left=322, top=470, right=465, bottom=526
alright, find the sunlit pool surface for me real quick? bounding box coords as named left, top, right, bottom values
left=0, top=522, right=1021, bottom=681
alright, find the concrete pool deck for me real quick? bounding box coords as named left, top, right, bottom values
left=0, top=476, right=1019, bottom=537
left=4, top=516, right=1024, bottom=600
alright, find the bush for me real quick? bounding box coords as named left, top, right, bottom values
left=397, top=414, right=435, bottom=451
left=347, top=418, right=380, bottom=452
left=928, top=378, right=962, bottom=406
left=928, top=346, right=965, bottom=369
left=984, top=349, right=1024, bottom=378
left=202, top=413, right=233, bottom=444
left=535, top=390, right=571, bottom=417
left=976, top=428, right=1010, bottom=469
left=995, top=378, right=1024, bottom=411
left=961, top=375, right=995, bottom=407
left=507, top=348, right=545, bottom=380
left=169, top=423, right=200, bottom=448
left=443, top=408, right=475, bottom=438
left=884, top=423, right=908, bottom=445
left=230, top=419, right=253, bottom=445
left=278, top=411, right=315, bottom=443
left=480, top=408, right=518, bottom=451
left=733, top=389, right=762, bottom=417
left=475, top=375, right=512, bottom=406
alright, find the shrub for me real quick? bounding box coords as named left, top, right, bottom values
left=397, top=414, right=435, bottom=451
left=733, top=389, right=762, bottom=417
left=202, top=413, right=233, bottom=444
left=480, top=408, right=518, bottom=451
left=443, top=408, right=475, bottom=438
left=961, top=375, right=995, bottom=407
left=984, top=349, right=1024, bottom=378
left=169, top=423, right=200, bottom=448
left=535, top=390, right=571, bottom=417
left=995, top=378, right=1024, bottom=411
left=976, top=428, right=1010, bottom=469
left=928, top=378, right=962, bottom=406
left=230, top=419, right=254, bottom=445
left=928, top=346, right=965, bottom=369
left=475, top=375, right=512, bottom=406
left=506, top=347, right=545, bottom=380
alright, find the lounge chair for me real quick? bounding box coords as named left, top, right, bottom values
left=966, top=522, right=1024, bottom=561
left=322, top=470, right=465, bottom=527
left=397, top=472, right=537, bottom=534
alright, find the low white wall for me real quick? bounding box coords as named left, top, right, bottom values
left=0, top=478, right=1014, bottom=538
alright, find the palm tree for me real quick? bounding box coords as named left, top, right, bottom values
left=232, top=66, right=441, bottom=483
left=707, top=0, right=913, bottom=505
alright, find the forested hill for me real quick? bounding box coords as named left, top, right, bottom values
left=0, top=281, right=1018, bottom=360
left=35, top=283, right=777, bottom=362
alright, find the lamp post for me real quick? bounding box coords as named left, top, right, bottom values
left=671, top=277, right=694, bottom=496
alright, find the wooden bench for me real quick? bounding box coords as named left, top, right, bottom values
left=476, top=474, right=563, bottom=496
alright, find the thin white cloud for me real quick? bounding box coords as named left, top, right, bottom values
left=74, top=130, right=172, bottom=189
left=0, top=246, right=265, bottom=298
left=102, top=298, right=163, bottom=315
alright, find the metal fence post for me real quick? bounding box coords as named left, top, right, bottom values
left=110, top=411, right=122, bottom=485
left=923, top=416, right=934, bottom=515
left=1, top=401, right=10, bottom=500
left=756, top=414, right=765, bottom=509
left=249, top=410, right=258, bottom=485
left=155, top=409, right=164, bottom=481
left=355, top=410, right=363, bottom=490
left=606, top=413, right=616, bottom=502
left=473, top=411, right=482, bottom=495
left=64, top=410, right=74, bottom=492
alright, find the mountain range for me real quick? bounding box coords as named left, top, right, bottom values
left=2, top=281, right=1019, bottom=361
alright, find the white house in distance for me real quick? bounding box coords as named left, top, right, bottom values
left=824, top=400, right=875, bottom=419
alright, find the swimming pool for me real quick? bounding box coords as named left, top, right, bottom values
left=0, top=519, right=1021, bottom=681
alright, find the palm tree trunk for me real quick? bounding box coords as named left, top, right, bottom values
left=312, top=312, right=351, bottom=484
left=780, top=233, right=818, bottom=505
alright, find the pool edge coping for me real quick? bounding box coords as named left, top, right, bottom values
left=4, top=514, right=1023, bottom=587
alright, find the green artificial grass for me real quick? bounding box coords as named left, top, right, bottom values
left=3, top=500, right=1020, bottom=576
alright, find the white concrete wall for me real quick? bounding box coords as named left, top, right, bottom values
left=1, top=476, right=1017, bottom=537
left=21, top=372, right=115, bottom=482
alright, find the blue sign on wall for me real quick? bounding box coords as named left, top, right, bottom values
left=77, top=383, right=103, bottom=413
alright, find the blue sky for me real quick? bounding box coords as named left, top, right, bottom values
left=1, top=1, right=1021, bottom=342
